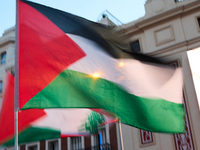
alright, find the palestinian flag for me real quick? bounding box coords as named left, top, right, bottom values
left=0, top=73, right=107, bottom=147
left=18, top=0, right=185, bottom=133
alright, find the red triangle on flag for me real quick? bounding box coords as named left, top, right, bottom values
left=18, top=1, right=86, bottom=108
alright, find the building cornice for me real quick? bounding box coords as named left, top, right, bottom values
left=147, top=36, right=200, bottom=57
left=0, top=36, right=15, bottom=48
left=119, top=0, right=200, bottom=36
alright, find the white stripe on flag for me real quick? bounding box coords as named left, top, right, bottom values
left=67, top=34, right=183, bottom=104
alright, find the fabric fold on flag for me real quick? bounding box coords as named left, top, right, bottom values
left=18, top=0, right=185, bottom=133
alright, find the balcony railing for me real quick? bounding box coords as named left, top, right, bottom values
left=84, top=143, right=111, bottom=150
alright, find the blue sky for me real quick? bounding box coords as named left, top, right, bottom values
left=0, top=0, right=146, bottom=37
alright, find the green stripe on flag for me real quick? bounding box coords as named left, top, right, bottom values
left=22, top=69, right=185, bottom=133
left=2, top=127, right=60, bottom=147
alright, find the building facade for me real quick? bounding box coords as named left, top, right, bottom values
left=0, top=0, right=200, bottom=149
left=118, top=0, right=200, bottom=149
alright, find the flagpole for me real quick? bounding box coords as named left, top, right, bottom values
left=118, top=121, right=124, bottom=150
left=116, top=120, right=124, bottom=150
left=14, top=0, right=19, bottom=150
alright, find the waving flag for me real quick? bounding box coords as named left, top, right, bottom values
left=18, top=0, right=185, bottom=133
left=0, top=73, right=109, bottom=147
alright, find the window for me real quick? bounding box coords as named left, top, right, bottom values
left=28, top=145, right=38, bottom=150
left=197, top=17, right=200, bottom=28
left=48, top=140, right=58, bottom=150
left=1, top=52, right=6, bottom=64
left=26, top=142, right=39, bottom=150
left=46, top=139, right=61, bottom=150
left=0, top=81, right=3, bottom=93
left=100, top=129, right=106, bottom=147
left=72, top=137, right=82, bottom=150
left=130, top=40, right=141, bottom=53
left=99, top=125, right=110, bottom=150
left=174, top=0, right=183, bottom=2
left=93, top=134, right=100, bottom=150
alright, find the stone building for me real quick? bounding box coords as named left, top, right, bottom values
left=0, top=0, right=200, bottom=149
left=118, top=0, right=200, bottom=149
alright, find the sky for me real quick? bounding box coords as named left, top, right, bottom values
left=0, top=0, right=147, bottom=37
